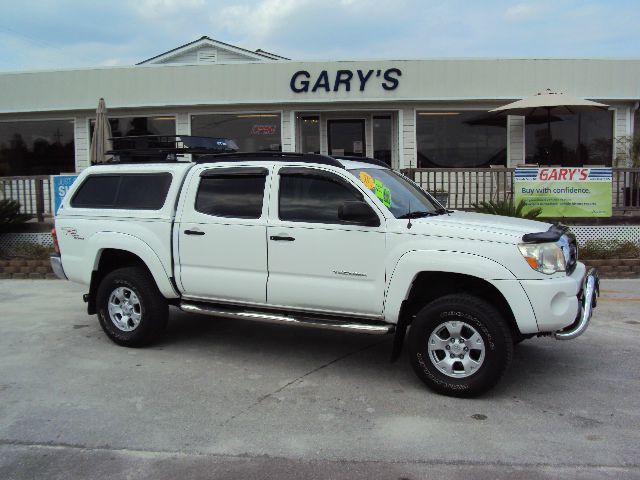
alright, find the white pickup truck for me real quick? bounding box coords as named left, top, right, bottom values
left=51, top=139, right=598, bottom=397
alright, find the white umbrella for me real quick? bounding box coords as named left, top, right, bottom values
left=489, top=89, right=609, bottom=164
left=489, top=88, right=609, bottom=116
left=90, top=98, right=113, bottom=164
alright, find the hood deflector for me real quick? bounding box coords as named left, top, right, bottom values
left=522, top=224, right=570, bottom=243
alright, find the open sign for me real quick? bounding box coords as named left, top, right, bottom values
left=251, top=125, right=277, bottom=135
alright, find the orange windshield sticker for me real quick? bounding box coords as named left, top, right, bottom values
left=359, top=171, right=375, bottom=189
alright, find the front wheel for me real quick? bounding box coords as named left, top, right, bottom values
left=96, top=266, right=168, bottom=347
left=407, top=294, right=513, bottom=397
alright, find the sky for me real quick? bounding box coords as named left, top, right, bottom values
left=0, top=0, right=639, bottom=72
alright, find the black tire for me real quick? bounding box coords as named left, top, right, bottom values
left=96, top=266, right=168, bottom=347
left=407, top=294, right=513, bottom=397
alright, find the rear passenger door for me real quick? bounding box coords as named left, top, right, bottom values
left=176, top=166, right=270, bottom=303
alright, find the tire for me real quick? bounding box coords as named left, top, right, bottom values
left=407, top=294, right=513, bottom=397
left=96, top=266, right=168, bottom=347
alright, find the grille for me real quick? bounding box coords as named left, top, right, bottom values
left=564, top=233, right=578, bottom=275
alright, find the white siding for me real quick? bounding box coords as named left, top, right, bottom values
left=217, top=49, right=260, bottom=63
left=507, top=115, right=525, bottom=166
left=159, top=50, right=198, bottom=64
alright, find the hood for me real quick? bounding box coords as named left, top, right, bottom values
left=404, top=211, right=552, bottom=243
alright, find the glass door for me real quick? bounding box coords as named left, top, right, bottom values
left=327, top=119, right=365, bottom=157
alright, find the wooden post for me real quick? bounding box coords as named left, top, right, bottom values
left=35, top=177, right=45, bottom=222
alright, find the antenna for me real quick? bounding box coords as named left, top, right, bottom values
left=407, top=196, right=413, bottom=229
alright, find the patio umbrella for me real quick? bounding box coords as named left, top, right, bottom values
left=489, top=89, right=609, bottom=164
left=90, top=98, right=113, bottom=164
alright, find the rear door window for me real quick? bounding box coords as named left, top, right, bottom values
left=195, top=167, right=268, bottom=219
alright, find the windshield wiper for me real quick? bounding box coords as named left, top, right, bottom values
left=435, top=207, right=453, bottom=215
left=397, top=210, right=437, bottom=219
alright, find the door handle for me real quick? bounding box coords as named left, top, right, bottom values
left=270, top=235, right=295, bottom=241
left=184, top=229, right=205, bottom=236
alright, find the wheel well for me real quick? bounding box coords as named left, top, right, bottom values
left=403, top=271, right=521, bottom=338
left=87, top=249, right=149, bottom=315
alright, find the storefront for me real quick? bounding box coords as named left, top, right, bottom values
left=0, top=37, right=639, bottom=178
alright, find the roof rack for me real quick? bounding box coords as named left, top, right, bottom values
left=195, top=152, right=345, bottom=168
left=99, top=135, right=238, bottom=164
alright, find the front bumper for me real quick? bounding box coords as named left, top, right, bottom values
left=554, top=268, right=599, bottom=340
left=49, top=253, right=67, bottom=280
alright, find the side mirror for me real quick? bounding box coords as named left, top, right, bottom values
left=338, top=201, right=380, bottom=227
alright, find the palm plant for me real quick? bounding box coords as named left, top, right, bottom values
left=0, top=199, right=32, bottom=231
left=472, top=198, right=542, bottom=219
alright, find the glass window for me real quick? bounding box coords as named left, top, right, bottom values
left=416, top=111, right=506, bottom=168
left=373, top=115, right=392, bottom=166
left=525, top=111, right=613, bottom=166
left=191, top=113, right=281, bottom=152
left=328, top=119, right=365, bottom=157
left=298, top=115, right=320, bottom=154
left=89, top=116, right=176, bottom=140
left=196, top=174, right=266, bottom=219
left=348, top=168, right=438, bottom=218
left=279, top=171, right=366, bottom=224
left=0, top=119, right=75, bottom=176
left=71, top=173, right=172, bottom=210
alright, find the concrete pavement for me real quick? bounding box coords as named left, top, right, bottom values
left=0, top=279, right=639, bottom=479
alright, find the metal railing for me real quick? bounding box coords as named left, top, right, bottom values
left=401, top=167, right=640, bottom=212
left=0, top=175, right=52, bottom=222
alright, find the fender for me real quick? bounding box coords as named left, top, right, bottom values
left=383, top=250, right=538, bottom=334
left=87, top=232, right=179, bottom=299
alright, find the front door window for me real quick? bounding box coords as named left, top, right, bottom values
left=328, top=119, right=365, bottom=157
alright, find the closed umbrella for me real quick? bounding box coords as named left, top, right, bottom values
left=90, top=98, right=113, bottom=164
left=489, top=89, right=609, bottom=164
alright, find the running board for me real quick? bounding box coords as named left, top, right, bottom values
left=179, top=302, right=394, bottom=335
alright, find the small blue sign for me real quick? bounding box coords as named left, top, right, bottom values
left=52, top=175, right=78, bottom=215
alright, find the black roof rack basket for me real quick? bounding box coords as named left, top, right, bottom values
left=102, top=135, right=238, bottom=164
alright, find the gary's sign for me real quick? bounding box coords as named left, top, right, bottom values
left=514, top=167, right=612, bottom=217
left=290, top=68, right=402, bottom=93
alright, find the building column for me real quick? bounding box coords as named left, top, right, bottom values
left=176, top=113, right=190, bottom=136
left=74, top=115, right=90, bottom=172
left=507, top=115, right=525, bottom=167
left=399, top=107, right=415, bottom=169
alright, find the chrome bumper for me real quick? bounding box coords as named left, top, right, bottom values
left=554, top=268, right=599, bottom=340
left=49, top=253, right=67, bottom=280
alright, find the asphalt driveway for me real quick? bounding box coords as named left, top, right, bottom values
left=0, top=279, right=639, bottom=479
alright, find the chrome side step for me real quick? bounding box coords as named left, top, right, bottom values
left=179, top=302, right=394, bottom=335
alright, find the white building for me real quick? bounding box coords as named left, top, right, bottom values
left=1, top=36, right=639, bottom=178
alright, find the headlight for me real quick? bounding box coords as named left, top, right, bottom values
left=518, top=242, right=566, bottom=275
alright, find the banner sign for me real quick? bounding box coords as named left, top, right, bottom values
left=514, top=167, right=612, bottom=217
left=51, top=174, right=78, bottom=215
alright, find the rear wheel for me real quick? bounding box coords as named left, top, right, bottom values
left=96, top=266, right=168, bottom=347
left=407, top=294, right=513, bottom=397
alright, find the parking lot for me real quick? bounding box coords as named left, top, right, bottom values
left=0, top=279, right=639, bottom=479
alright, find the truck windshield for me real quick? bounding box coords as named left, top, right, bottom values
left=348, top=168, right=440, bottom=219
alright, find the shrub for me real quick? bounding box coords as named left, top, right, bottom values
left=472, top=198, right=542, bottom=219
left=579, top=240, right=640, bottom=260
left=0, top=241, right=54, bottom=259
left=0, top=199, right=32, bottom=231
